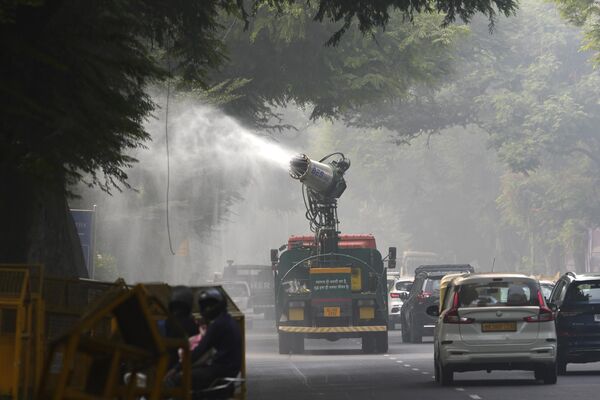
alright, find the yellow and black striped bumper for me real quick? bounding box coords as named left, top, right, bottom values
left=278, top=325, right=387, bottom=333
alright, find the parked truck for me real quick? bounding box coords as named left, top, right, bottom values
left=270, top=153, right=395, bottom=354
left=222, top=262, right=275, bottom=319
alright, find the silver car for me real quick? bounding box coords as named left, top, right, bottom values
left=428, top=273, right=557, bottom=385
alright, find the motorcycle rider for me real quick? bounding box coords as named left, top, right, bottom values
left=160, top=286, right=200, bottom=369
left=167, top=287, right=242, bottom=391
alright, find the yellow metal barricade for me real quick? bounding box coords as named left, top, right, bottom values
left=38, top=284, right=191, bottom=400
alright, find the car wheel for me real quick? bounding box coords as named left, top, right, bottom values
left=434, top=357, right=440, bottom=383
left=409, top=319, right=422, bottom=344
left=439, top=363, right=453, bottom=386
left=543, top=363, right=557, bottom=384
left=401, top=319, right=410, bottom=343
left=388, top=319, right=395, bottom=330
left=557, top=360, right=567, bottom=376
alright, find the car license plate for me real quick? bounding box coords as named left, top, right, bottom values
left=481, top=322, right=517, bottom=332
left=595, top=314, right=600, bottom=322
left=324, top=306, right=340, bottom=317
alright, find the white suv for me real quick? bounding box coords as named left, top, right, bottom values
left=428, top=273, right=557, bottom=385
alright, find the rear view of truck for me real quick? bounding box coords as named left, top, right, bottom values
left=273, top=235, right=389, bottom=354
left=270, top=153, right=396, bottom=354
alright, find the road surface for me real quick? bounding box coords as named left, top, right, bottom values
left=246, top=322, right=600, bottom=400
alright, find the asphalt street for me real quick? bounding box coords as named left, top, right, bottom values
left=246, top=322, right=600, bottom=400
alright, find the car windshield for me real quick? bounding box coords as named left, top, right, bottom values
left=540, top=284, right=553, bottom=299
left=395, top=281, right=412, bottom=292
left=457, top=280, right=540, bottom=307
left=565, top=281, right=600, bottom=304
left=223, top=283, right=249, bottom=297
left=423, top=278, right=441, bottom=293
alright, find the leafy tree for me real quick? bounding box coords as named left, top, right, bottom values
left=354, top=0, right=600, bottom=273
left=0, top=0, right=519, bottom=277
left=215, top=5, right=468, bottom=126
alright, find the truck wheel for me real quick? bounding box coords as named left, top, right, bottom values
left=291, top=334, right=305, bottom=354
left=278, top=332, right=290, bottom=354
left=361, top=334, right=376, bottom=353
left=375, top=332, right=388, bottom=353
left=409, top=319, right=422, bottom=344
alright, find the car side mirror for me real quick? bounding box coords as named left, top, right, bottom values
left=426, top=305, right=440, bottom=317
left=399, top=292, right=409, bottom=300
left=547, top=302, right=558, bottom=312
left=270, top=249, right=279, bottom=269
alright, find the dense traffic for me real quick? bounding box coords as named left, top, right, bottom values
left=386, top=261, right=600, bottom=386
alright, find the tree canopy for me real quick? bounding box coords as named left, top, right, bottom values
left=0, top=0, right=520, bottom=276
left=1, top=0, right=518, bottom=193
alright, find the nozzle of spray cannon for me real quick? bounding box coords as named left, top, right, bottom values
left=289, top=153, right=349, bottom=200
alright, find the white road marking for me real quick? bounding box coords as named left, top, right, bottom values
left=412, top=368, right=419, bottom=371
left=469, top=395, right=482, bottom=400
left=390, top=357, right=396, bottom=360
left=455, top=388, right=465, bottom=391
left=421, top=372, right=429, bottom=375
left=384, top=354, right=389, bottom=357
left=404, top=364, right=411, bottom=367
left=289, top=362, right=309, bottom=387
left=396, top=361, right=403, bottom=363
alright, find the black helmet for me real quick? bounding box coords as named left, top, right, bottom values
left=198, top=288, right=226, bottom=321
left=169, top=286, right=194, bottom=316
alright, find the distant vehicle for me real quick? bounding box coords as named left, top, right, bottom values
left=222, top=263, right=274, bottom=319
left=401, top=251, right=439, bottom=277
left=220, top=280, right=257, bottom=329
left=388, top=278, right=413, bottom=330
left=429, top=273, right=557, bottom=385
left=548, top=272, right=600, bottom=374
left=401, top=265, right=474, bottom=343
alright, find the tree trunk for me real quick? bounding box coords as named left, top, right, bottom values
left=0, top=170, right=88, bottom=278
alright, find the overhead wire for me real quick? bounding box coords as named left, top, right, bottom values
left=165, top=43, right=176, bottom=256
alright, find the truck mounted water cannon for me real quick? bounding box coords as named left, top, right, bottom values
left=270, top=152, right=394, bottom=355
left=289, top=153, right=350, bottom=254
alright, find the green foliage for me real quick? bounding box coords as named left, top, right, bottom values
left=214, top=5, right=468, bottom=126
left=339, top=0, right=600, bottom=273
left=0, top=0, right=520, bottom=194
left=0, top=0, right=241, bottom=194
